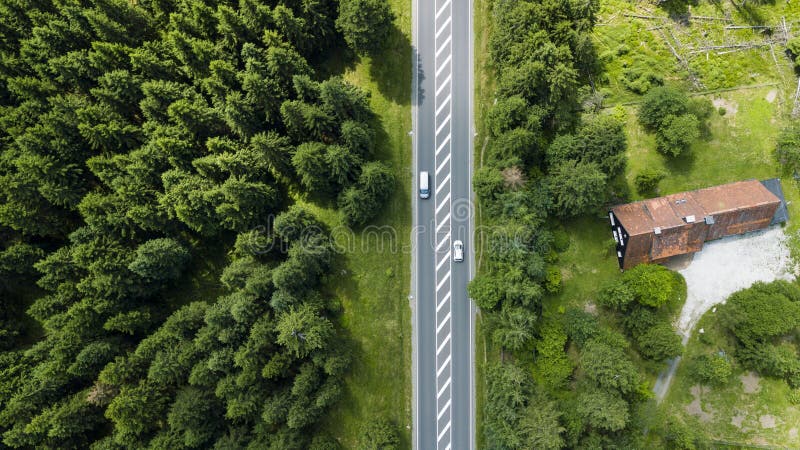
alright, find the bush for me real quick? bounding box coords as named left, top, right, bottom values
left=622, top=264, right=676, bottom=308
left=789, top=389, right=800, bottom=405
left=598, top=280, right=635, bottom=310
left=534, top=321, right=574, bottom=388
left=717, top=107, right=726, bottom=116
left=467, top=273, right=504, bottom=310
left=688, top=354, right=732, bottom=386
left=635, top=321, right=683, bottom=361
left=561, top=308, right=600, bottom=346
left=545, top=266, right=562, bottom=294
left=774, top=125, right=800, bottom=175
left=357, top=418, right=399, bottom=450
left=788, top=36, right=800, bottom=69
left=552, top=228, right=570, bottom=252
left=634, top=168, right=666, bottom=196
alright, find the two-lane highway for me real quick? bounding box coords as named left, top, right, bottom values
left=411, top=0, right=475, bottom=446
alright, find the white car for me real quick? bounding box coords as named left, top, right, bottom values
left=453, top=240, right=464, bottom=262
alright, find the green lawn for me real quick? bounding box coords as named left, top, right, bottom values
left=623, top=86, right=800, bottom=225
left=315, top=0, right=413, bottom=446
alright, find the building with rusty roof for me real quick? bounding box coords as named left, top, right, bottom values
left=609, top=179, right=788, bottom=270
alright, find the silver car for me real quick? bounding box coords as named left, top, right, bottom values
left=453, top=240, right=464, bottom=262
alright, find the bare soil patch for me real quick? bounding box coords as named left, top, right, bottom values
left=740, top=372, right=761, bottom=394
left=685, top=385, right=715, bottom=422
left=713, top=97, right=738, bottom=116
left=731, top=413, right=746, bottom=429
left=759, top=414, right=777, bottom=429
left=766, top=89, right=778, bottom=103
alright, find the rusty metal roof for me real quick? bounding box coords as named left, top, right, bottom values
left=612, top=179, right=780, bottom=236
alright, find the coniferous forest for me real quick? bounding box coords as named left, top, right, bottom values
left=0, top=0, right=396, bottom=448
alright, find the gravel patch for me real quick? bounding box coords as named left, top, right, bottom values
left=675, top=226, right=794, bottom=338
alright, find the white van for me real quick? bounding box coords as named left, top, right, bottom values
left=419, top=171, right=430, bottom=199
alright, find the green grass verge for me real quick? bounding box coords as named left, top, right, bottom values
left=315, top=0, right=413, bottom=446
left=474, top=0, right=496, bottom=446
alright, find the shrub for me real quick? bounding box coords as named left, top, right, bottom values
left=468, top=273, right=504, bottom=310
left=622, top=264, right=676, bottom=308
left=688, top=354, right=732, bottom=386
left=357, top=418, right=399, bottom=450
left=598, top=280, right=635, bottom=310
left=534, top=321, right=574, bottom=388
left=788, top=36, right=800, bottom=69
left=718, top=107, right=726, bottom=116
left=789, top=389, right=800, bottom=405
left=545, top=266, right=562, bottom=294
left=774, top=125, right=800, bottom=175
left=635, top=321, right=683, bottom=361
left=634, top=168, right=666, bottom=196
left=552, top=228, right=570, bottom=252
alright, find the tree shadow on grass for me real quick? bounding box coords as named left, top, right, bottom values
left=368, top=23, right=412, bottom=106
left=733, top=1, right=769, bottom=26
left=665, top=149, right=697, bottom=174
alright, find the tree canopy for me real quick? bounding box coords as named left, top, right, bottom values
left=0, top=0, right=393, bottom=447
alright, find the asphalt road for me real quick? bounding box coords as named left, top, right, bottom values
left=411, top=0, right=475, bottom=447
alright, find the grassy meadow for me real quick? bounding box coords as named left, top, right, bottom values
left=315, top=0, right=414, bottom=445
